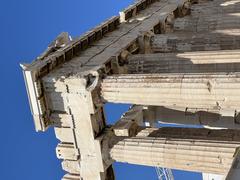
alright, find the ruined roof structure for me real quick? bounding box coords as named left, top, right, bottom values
left=21, top=0, right=240, bottom=179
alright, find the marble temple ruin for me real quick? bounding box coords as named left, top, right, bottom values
left=21, top=0, right=240, bottom=179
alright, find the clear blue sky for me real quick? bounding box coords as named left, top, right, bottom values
left=0, top=0, right=202, bottom=179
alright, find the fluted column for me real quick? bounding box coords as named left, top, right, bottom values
left=151, top=33, right=240, bottom=53
left=173, top=13, right=240, bottom=33
left=128, top=50, right=240, bottom=74
left=190, top=0, right=240, bottom=17
left=112, top=105, right=240, bottom=130
left=143, top=106, right=240, bottom=129
left=101, top=73, right=240, bottom=111
left=110, top=128, right=240, bottom=175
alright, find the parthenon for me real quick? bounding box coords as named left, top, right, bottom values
left=21, top=0, right=240, bottom=179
